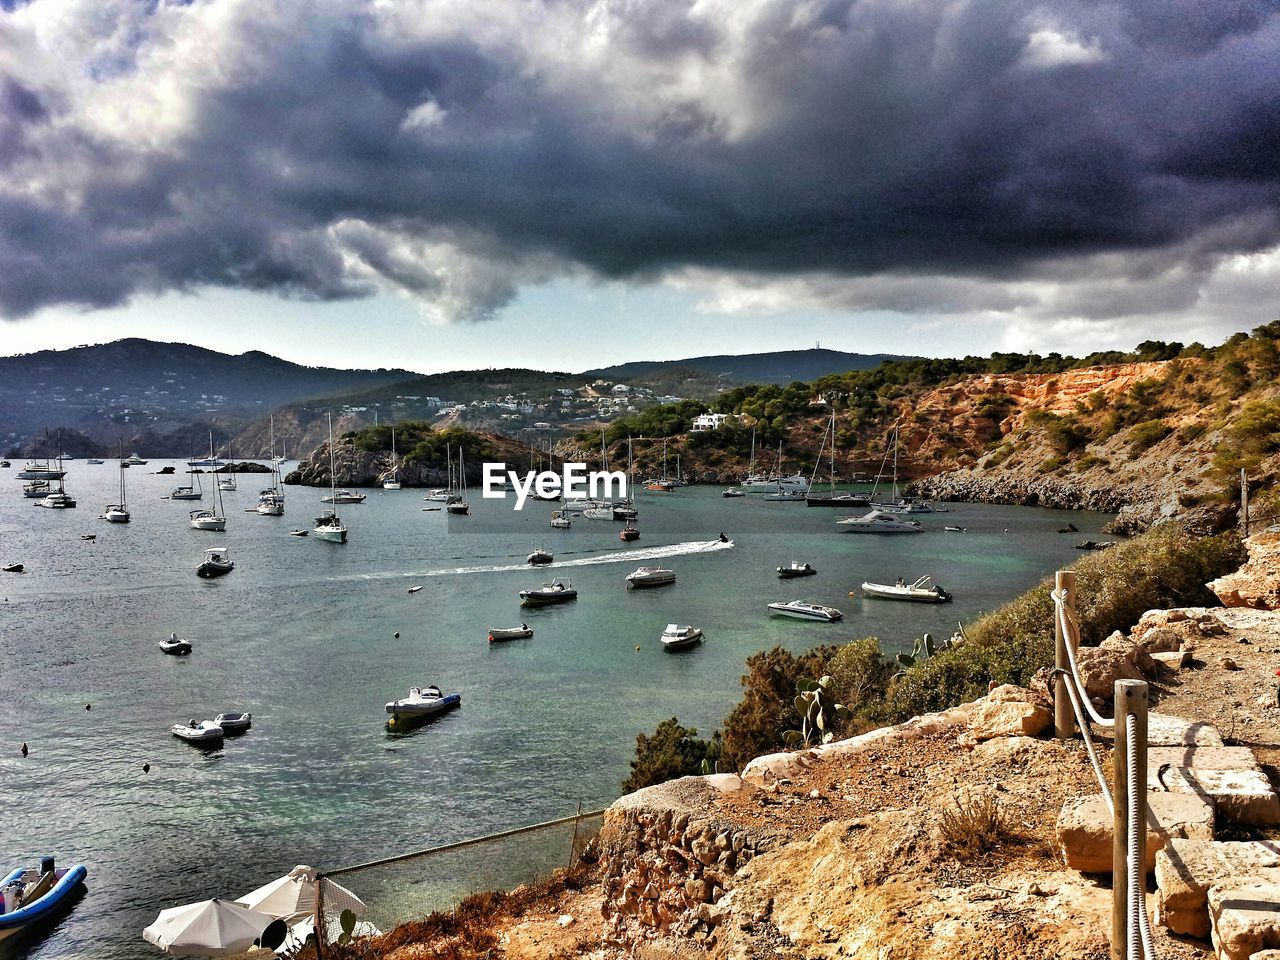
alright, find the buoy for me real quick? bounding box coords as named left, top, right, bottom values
left=635, top=645, right=641, bottom=651
left=21, top=743, right=28, bottom=757
left=143, top=763, right=150, bottom=773
left=394, top=632, right=400, bottom=639
left=85, top=704, right=91, bottom=711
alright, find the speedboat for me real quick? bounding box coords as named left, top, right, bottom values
left=527, top=547, right=554, bottom=565
left=321, top=490, right=366, bottom=504
left=836, top=509, right=922, bottom=534
left=21, top=480, right=50, bottom=499
left=549, top=511, right=571, bottom=529
left=385, top=685, right=461, bottom=721
left=767, top=600, right=843, bottom=621
left=159, top=634, right=192, bottom=655
left=171, top=719, right=224, bottom=745
left=313, top=512, right=348, bottom=543
left=625, top=566, right=675, bottom=588
left=86, top=458, right=104, bottom=465
left=660, top=624, right=703, bottom=651
left=214, top=712, right=252, bottom=732
left=37, top=492, right=76, bottom=509
left=722, top=488, right=745, bottom=498
left=519, top=579, right=577, bottom=606
left=195, top=548, right=234, bottom=578
left=777, top=562, right=817, bottom=579
left=124, top=454, right=148, bottom=465
left=860, top=576, right=952, bottom=603
left=488, top=624, right=534, bottom=643
left=0, top=460, right=9, bottom=468
left=423, top=489, right=451, bottom=502
left=0, top=858, right=88, bottom=942
left=189, top=509, right=226, bottom=531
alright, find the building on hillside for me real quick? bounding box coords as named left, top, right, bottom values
left=691, top=413, right=729, bottom=432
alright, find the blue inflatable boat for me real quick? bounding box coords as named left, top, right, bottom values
left=0, top=859, right=87, bottom=941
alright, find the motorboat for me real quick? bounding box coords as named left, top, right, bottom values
left=2, top=564, right=23, bottom=574
left=625, top=566, right=675, bottom=589
left=86, top=458, right=104, bottom=465
left=321, top=490, right=366, bottom=504
left=196, top=547, right=234, bottom=578
left=660, top=624, right=703, bottom=651
left=527, top=548, right=554, bottom=565
left=79, top=534, right=96, bottom=541
left=519, top=579, right=577, bottom=606
left=159, top=634, right=193, bottom=655
left=385, top=685, right=461, bottom=720
left=0, top=461, right=9, bottom=468
left=836, top=509, right=922, bottom=534
left=722, top=488, right=745, bottom=498
left=423, top=488, right=451, bottom=502
left=767, top=600, right=843, bottom=622
left=777, top=562, right=817, bottom=579
left=0, top=858, right=88, bottom=941
left=860, top=576, right=953, bottom=604
left=313, top=512, right=347, bottom=543
left=37, top=492, right=76, bottom=509
left=189, top=509, right=226, bottom=531
left=944, top=525, right=966, bottom=533
left=16, top=462, right=66, bottom=481
left=488, top=624, right=534, bottom=643
left=124, top=454, right=148, bottom=465
left=549, top=510, right=571, bottom=529
left=215, top=712, right=252, bottom=732
left=21, top=480, right=50, bottom=499
left=289, top=529, right=309, bottom=537
left=171, top=719, right=224, bottom=745
left=407, top=585, right=422, bottom=593
left=619, top=523, right=639, bottom=542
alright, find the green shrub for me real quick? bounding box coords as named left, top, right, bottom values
left=1038, top=457, right=1064, bottom=474
left=1227, top=400, right=1280, bottom=455
left=1074, top=454, right=1108, bottom=473
left=1128, top=419, right=1173, bottom=452
left=623, top=719, right=719, bottom=792
left=881, top=525, right=1243, bottom=721
left=1177, top=422, right=1208, bottom=443
left=826, top=638, right=893, bottom=731
left=719, top=645, right=839, bottom=770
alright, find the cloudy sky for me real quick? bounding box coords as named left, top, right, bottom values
left=2, top=0, right=1278, bottom=372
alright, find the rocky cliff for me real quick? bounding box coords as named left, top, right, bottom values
left=285, top=430, right=528, bottom=487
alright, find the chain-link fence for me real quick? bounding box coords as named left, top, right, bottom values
left=313, top=807, right=605, bottom=948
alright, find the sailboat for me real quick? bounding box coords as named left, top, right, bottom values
left=583, top=435, right=617, bottom=518
left=613, top=437, right=638, bottom=520
left=170, top=442, right=204, bottom=501
left=807, top=409, right=870, bottom=507
left=189, top=457, right=227, bottom=530
left=37, top=440, right=76, bottom=508
left=217, top=440, right=237, bottom=491
left=256, top=417, right=285, bottom=516
left=644, top=438, right=675, bottom=491
left=383, top=427, right=401, bottom=490
left=17, top=431, right=66, bottom=481
left=530, top=435, right=560, bottom=501
left=446, top=447, right=470, bottom=515
left=187, top=431, right=222, bottom=468
left=314, top=413, right=349, bottom=542
left=104, top=441, right=130, bottom=523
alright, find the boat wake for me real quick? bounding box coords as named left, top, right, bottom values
left=350, top=538, right=735, bottom=583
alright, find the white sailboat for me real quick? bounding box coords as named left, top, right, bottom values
left=314, top=413, right=349, bottom=543
left=189, top=459, right=227, bottom=530
left=446, top=447, right=470, bottom=515
left=217, top=441, right=237, bottom=491
left=383, top=428, right=402, bottom=490
left=170, top=443, right=204, bottom=501
left=257, top=418, right=285, bottom=516
left=187, top=431, right=222, bottom=468
left=104, top=441, right=130, bottom=523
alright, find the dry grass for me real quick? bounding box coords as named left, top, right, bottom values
left=938, top=794, right=1008, bottom=859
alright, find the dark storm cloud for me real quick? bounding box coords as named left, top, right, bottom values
left=2, top=0, right=1279, bottom=321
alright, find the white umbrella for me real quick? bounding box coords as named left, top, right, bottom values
left=235, top=865, right=365, bottom=924
left=142, top=898, right=283, bottom=957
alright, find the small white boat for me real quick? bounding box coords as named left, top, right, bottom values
left=836, top=509, right=922, bottom=534
left=860, top=575, right=952, bottom=603
left=527, top=548, right=554, bottom=565
left=169, top=485, right=202, bottom=501
left=289, top=529, right=309, bottom=537
left=660, top=623, right=704, bottom=650
left=217, top=476, right=237, bottom=491
left=763, top=490, right=807, bottom=502
left=188, top=509, right=226, bottom=531
left=124, top=454, right=148, bottom=465
left=321, top=490, right=366, bottom=504
left=767, top=600, right=843, bottom=621
left=214, top=711, right=252, bottom=732
left=314, top=513, right=347, bottom=542
left=944, top=525, right=966, bottom=533
left=488, top=624, right=533, bottom=643
left=519, top=579, right=577, bottom=606
left=423, top=489, right=451, bottom=502
left=385, top=685, right=461, bottom=720
left=407, top=585, right=423, bottom=593
left=37, top=492, right=76, bottom=509
left=625, top=566, right=675, bottom=588
left=196, top=547, right=234, bottom=578
left=79, top=534, right=96, bottom=541
left=159, top=633, right=192, bottom=655
left=171, top=719, right=224, bottom=745
left=257, top=491, right=285, bottom=516
left=777, top=562, right=817, bottom=579
left=722, top=488, right=745, bottom=498
left=549, top=511, right=571, bottom=529
left=86, top=458, right=105, bottom=465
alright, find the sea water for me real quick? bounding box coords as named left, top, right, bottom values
left=0, top=463, right=1115, bottom=959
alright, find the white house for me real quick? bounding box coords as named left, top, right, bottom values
left=691, top=413, right=729, bottom=432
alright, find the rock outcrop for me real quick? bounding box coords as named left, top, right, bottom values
left=1210, top=529, right=1280, bottom=609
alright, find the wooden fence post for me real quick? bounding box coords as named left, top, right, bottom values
left=1054, top=570, right=1078, bottom=740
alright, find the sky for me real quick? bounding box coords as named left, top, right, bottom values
left=2, top=0, right=1280, bottom=373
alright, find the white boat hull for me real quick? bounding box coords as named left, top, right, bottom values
left=314, top=526, right=347, bottom=543
left=767, top=602, right=842, bottom=621
left=189, top=517, right=226, bottom=531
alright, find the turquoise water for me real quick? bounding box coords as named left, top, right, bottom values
left=0, top=462, right=1116, bottom=959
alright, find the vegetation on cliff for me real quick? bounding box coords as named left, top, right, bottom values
left=626, top=524, right=1245, bottom=790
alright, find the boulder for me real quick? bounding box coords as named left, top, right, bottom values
left=1056, top=792, right=1215, bottom=874
left=1073, top=647, right=1145, bottom=700
left=960, top=699, right=1052, bottom=743
left=1154, top=839, right=1280, bottom=938
left=1135, top=626, right=1185, bottom=654
left=1100, top=633, right=1159, bottom=674
left=1209, top=531, right=1280, bottom=610
left=1153, top=767, right=1280, bottom=826
left=1209, top=881, right=1280, bottom=960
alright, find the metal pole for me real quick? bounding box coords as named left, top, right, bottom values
left=1241, top=468, right=1250, bottom=538
left=1112, top=679, right=1149, bottom=960
left=1054, top=570, right=1078, bottom=740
